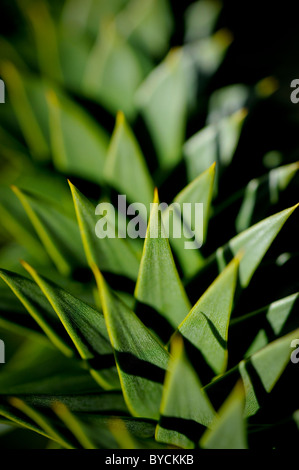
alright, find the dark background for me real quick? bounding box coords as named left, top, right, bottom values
left=1, top=0, right=299, bottom=449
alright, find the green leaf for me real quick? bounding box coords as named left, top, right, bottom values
left=22, top=392, right=128, bottom=415
left=236, top=162, right=299, bottom=232
left=69, top=181, right=141, bottom=280
left=78, top=413, right=157, bottom=449
left=186, top=29, right=233, bottom=77
left=184, top=108, right=247, bottom=185
left=53, top=403, right=96, bottom=449
left=184, top=0, right=222, bottom=42
left=0, top=268, right=74, bottom=357
left=21, top=261, right=120, bottom=390
left=57, top=29, right=91, bottom=92
left=205, top=329, right=299, bottom=418
left=11, top=186, right=87, bottom=276
left=222, top=203, right=299, bottom=288
left=47, top=90, right=109, bottom=184
left=179, top=257, right=239, bottom=375
left=104, top=112, right=154, bottom=207
left=239, top=329, right=299, bottom=417
left=0, top=339, right=97, bottom=395
left=207, top=83, right=249, bottom=124
left=108, top=416, right=168, bottom=449
left=83, top=25, right=145, bottom=119
left=135, top=189, right=191, bottom=330
left=192, top=204, right=299, bottom=294
left=61, top=0, right=127, bottom=38
left=0, top=186, right=48, bottom=262
left=19, top=0, right=63, bottom=82
left=156, top=334, right=216, bottom=449
left=136, top=48, right=193, bottom=169
left=293, top=410, right=299, bottom=431
left=8, top=397, right=74, bottom=449
left=231, top=292, right=299, bottom=357
left=116, top=0, right=173, bottom=58
left=0, top=280, right=40, bottom=338
left=0, top=63, right=49, bottom=161
left=108, top=417, right=143, bottom=449
left=164, top=163, right=215, bottom=278
left=94, top=267, right=169, bottom=420
left=0, top=400, right=51, bottom=442
left=200, top=382, right=247, bottom=449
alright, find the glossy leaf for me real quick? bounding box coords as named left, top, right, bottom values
left=94, top=267, right=169, bottom=420
left=12, top=186, right=85, bottom=276
left=156, top=335, right=216, bottom=449
left=200, top=382, right=247, bottom=449
left=164, top=163, right=215, bottom=278
left=104, top=112, right=154, bottom=207
left=231, top=292, right=299, bottom=357
left=236, top=162, right=299, bottom=232
left=136, top=48, right=194, bottom=169
left=184, top=108, right=247, bottom=184
left=205, top=329, right=299, bottom=418
left=135, top=189, right=191, bottom=330
left=69, top=181, right=141, bottom=280
left=179, top=257, right=239, bottom=375
left=223, top=203, right=299, bottom=288
left=239, top=329, right=299, bottom=417
left=0, top=268, right=74, bottom=357
left=21, top=261, right=120, bottom=390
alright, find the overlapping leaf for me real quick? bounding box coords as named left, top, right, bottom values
left=94, top=267, right=169, bottom=420
left=5, top=262, right=120, bottom=390
left=104, top=112, right=154, bottom=207
left=200, top=382, right=247, bottom=449
left=12, top=186, right=85, bottom=276
left=69, top=182, right=141, bottom=280
left=135, top=189, right=191, bottom=331
left=156, top=335, right=216, bottom=449
left=179, top=257, right=239, bottom=375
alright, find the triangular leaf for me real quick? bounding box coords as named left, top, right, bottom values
left=104, top=111, right=154, bottom=208
left=11, top=186, right=86, bottom=276
left=136, top=48, right=194, bottom=169
left=21, top=262, right=119, bottom=390
left=205, top=329, right=299, bottom=418
left=231, top=292, right=299, bottom=357
left=226, top=204, right=299, bottom=287
left=164, top=163, right=215, bottom=278
left=200, top=382, right=247, bottom=449
left=69, top=181, right=141, bottom=281
left=239, top=329, right=299, bottom=417
left=83, top=25, right=145, bottom=119
left=135, top=189, right=191, bottom=330
left=184, top=109, right=247, bottom=185
left=179, top=257, right=239, bottom=375
left=156, top=334, right=216, bottom=449
left=94, top=267, right=169, bottom=420
left=236, top=162, right=299, bottom=232
left=0, top=268, right=74, bottom=357
left=47, top=91, right=108, bottom=184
